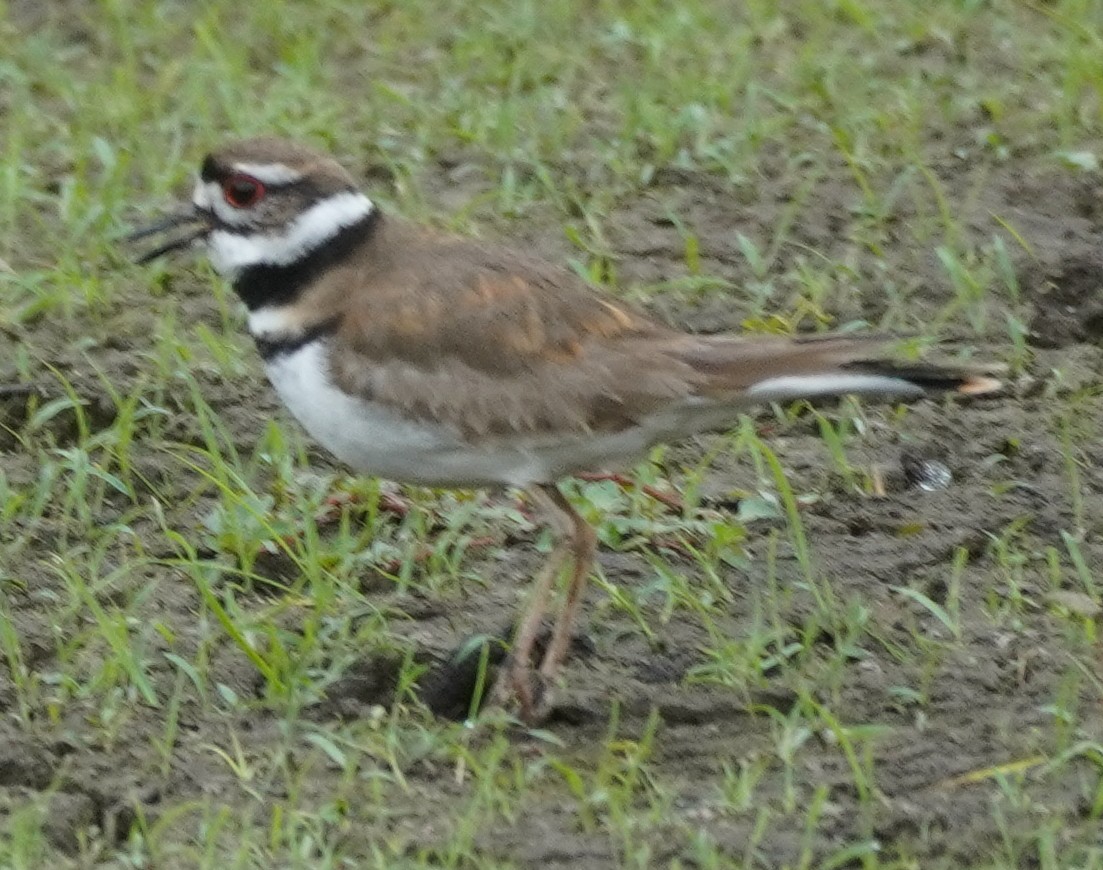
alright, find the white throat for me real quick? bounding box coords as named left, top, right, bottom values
left=194, top=185, right=374, bottom=279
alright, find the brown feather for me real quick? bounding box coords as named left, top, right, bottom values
left=305, top=215, right=997, bottom=441
left=190, top=140, right=999, bottom=444
left=307, top=216, right=709, bottom=439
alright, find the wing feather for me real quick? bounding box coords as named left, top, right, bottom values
left=322, top=221, right=997, bottom=441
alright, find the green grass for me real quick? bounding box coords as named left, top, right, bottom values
left=3, top=0, right=1103, bottom=866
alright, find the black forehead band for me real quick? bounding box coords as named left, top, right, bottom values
left=200, top=155, right=223, bottom=183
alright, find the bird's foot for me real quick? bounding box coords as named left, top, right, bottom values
left=489, top=659, right=553, bottom=725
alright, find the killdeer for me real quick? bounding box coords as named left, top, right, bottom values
left=131, top=137, right=1000, bottom=723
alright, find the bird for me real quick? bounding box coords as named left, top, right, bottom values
left=129, top=137, right=1001, bottom=723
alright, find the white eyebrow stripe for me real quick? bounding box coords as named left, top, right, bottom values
left=231, top=162, right=304, bottom=184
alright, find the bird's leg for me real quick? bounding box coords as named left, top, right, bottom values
left=489, top=484, right=574, bottom=721
left=538, top=487, right=597, bottom=684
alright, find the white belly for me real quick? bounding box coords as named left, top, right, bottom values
left=262, top=341, right=646, bottom=487
left=261, top=340, right=746, bottom=489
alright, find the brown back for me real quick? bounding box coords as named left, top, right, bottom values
left=311, top=216, right=901, bottom=439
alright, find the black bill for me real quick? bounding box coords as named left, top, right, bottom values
left=127, top=210, right=211, bottom=264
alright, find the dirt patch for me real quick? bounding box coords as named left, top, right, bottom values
left=5, top=120, right=1103, bottom=870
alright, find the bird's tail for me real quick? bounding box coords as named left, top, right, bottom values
left=678, top=334, right=1003, bottom=403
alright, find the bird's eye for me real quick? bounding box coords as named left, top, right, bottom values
left=222, top=174, right=265, bottom=208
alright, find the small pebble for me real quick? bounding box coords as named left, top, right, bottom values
left=902, top=454, right=953, bottom=491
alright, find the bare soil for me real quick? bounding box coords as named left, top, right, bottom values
left=3, top=153, right=1103, bottom=866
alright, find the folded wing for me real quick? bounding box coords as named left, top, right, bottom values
left=326, top=229, right=999, bottom=441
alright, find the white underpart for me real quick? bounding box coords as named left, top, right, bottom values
left=746, top=373, right=925, bottom=401
left=266, top=341, right=456, bottom=479
left=263, top=341, right=706, bottom=487
left=264, top=341, right=544, bottom=487
left=191, top=181, right=373, bottom=279
left=263, top=346, right=935, bottom=488
left=231, top=162, right=303, bottom=184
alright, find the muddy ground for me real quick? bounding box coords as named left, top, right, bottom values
left=3, top=147, right=1103, bottom=864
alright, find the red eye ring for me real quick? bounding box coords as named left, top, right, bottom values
left=222, top=173, right=265, bottom=208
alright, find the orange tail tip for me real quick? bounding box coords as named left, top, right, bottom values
left=957, top=374, right=1003, bottom=395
